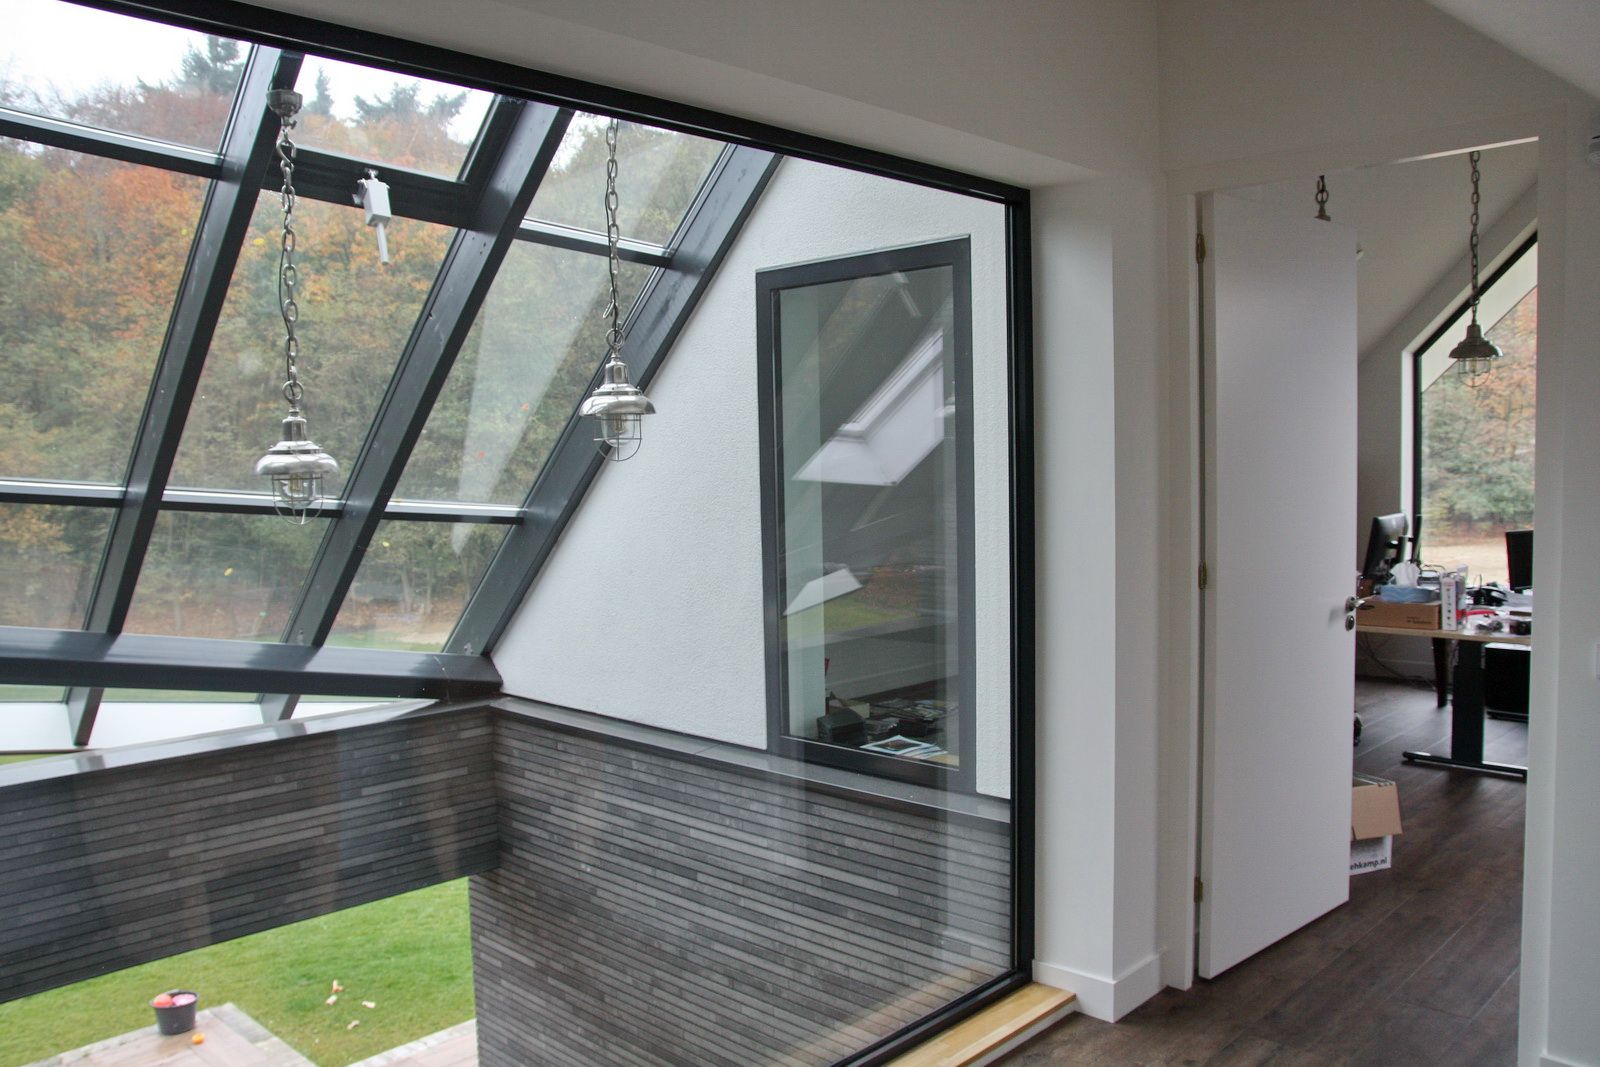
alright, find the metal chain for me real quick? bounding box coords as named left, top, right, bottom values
left=1467, top=150, right=1482, bottom=319
left=277, top=109, right=303, bottom=410
left=603, top=118, right=623, bottom=359
left=1314, top=175, right=1330, bottom=221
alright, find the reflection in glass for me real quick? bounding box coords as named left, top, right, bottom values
left=293, top=56, right=494, bottom=178
left=395, top=243, right=649, bottom=505
left=528, top=117, right=724, bottom=246
left=124, top=511, right=326, bottom=641
left=1, top=0, right=244, bottom=150
left=1421, top=287, right=1537, bottom=585
left=0, top=505, right=109, bottom=632
left=0, top=686, right=64, bottom=703
left=168, top=191, right=453, bottom=495
left=768, top=258, right=968, bottom=771
left=327, top=521, right=507, bottom=651
left=0, top=140, right=207, bottom=484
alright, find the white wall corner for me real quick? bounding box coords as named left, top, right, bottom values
left=1035, top=951, right=1163, bottom=1022
left=1540, top=1055, right=1596, bottom=1067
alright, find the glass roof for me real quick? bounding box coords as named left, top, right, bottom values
left=529, top=118, right=724, bottom=245
left=0, top=139, right=208, bottom=485
left=168, top=192, right=455, bottom=496
left=395, top=242, right=650, bottom=505
left=0, top=0, right=755, bottom=736
left=292, top=56, right=495, bottom=179
left=0, top=0, right=243, bottom=151
left=124, top=511, right=329, bottom=641
left=0, top=504, right=109, bottom=630
left=327, top=520, right=508, bottom=651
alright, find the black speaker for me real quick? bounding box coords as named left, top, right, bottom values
left=1484, top=643, right=1530, bottom=716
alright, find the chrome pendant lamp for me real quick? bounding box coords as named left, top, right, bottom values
left=579, top=119, right=654, bottom=461
left=1447, top=150, right=1501, bottom=386
left=255, top=88, right=337, bottom=523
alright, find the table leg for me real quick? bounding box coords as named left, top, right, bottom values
left=1430, top=637, right=1450, bottom=707
left=1404, top=640, right=1527, bottom=779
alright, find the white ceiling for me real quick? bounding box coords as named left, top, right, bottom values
left=1234, top=140, right=1538, bottom=355
left=1426, top=0, right=1600, bottom=102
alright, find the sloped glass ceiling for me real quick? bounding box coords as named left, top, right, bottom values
left=0, top=140, right=208, bottom=485
left=1, top=0, right=243, bottom=150
left=0, top=0, right=741, bottom=724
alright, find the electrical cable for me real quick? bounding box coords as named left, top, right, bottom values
left=1356, top=633, right=1437, bottom=690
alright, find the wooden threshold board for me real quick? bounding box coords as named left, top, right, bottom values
left=889, top=983, right=1076, bottom=1067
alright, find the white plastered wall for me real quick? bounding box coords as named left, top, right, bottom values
left=493, top=159, right=1013, bottom=797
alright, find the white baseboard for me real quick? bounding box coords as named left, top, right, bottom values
left=1542, top=1054, right=1596, bottom=1067
left=1034, top=951, right=1163, bottom=1022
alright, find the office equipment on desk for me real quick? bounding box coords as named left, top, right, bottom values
left=1361, top=513, right=1409, bottom=586
left=1439, top=570, right=1462, bottom=631
left=1506, top=529, right=1533, bottom=592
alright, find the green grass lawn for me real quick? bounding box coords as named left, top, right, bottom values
left=0, top=880, right=473, bottom=1067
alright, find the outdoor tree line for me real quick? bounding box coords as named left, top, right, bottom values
left=0, top=37, right=719, bottom=657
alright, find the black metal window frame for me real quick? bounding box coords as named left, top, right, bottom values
left=0, top=11, right=768, bottom=737
left=1408, top=232, right=1537, bottom=556
left=3, top=6, right=1037, bottom=1062
left=755, top=238, right=979, bottom=792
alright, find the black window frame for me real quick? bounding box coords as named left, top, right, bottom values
left=755, top=237, right=978, bottom=791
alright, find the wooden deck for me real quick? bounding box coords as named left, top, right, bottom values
left=346, top=1021, right=476, bottom=1067
left=23, top=1004, right=313, bottom=1067
left=24, top=1007, right=478, bottom=1067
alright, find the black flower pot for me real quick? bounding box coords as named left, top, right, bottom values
left=151, top=990, right=198, bottom=1035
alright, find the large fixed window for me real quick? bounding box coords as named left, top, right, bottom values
left=757, top=239, right=975, bottom=787
left=0, top=0, right=736, bottom=740
left=1414, top=236, right=1536, bottom=585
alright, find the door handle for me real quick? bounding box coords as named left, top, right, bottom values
left=1344, top=596, right=1375, bottom=631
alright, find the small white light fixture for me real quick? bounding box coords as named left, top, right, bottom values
left=1447, top=150, right=1502, bottom=386
left=579, top=355, right=654, bottom=461
left=255, top=88, right=337, bottom=523
left=580, top=119, right=654, bottom=461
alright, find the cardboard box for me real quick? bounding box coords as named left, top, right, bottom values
left=1351, top=774, right=1403, bottom=875
left=1359, top=598, right=1440, bottom=630
left=1350, top=835, right=1393, bottom=874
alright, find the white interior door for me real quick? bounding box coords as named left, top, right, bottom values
left=1197, top=192, right=1358, bottom=978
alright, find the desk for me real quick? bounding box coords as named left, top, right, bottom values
left=1357, top=622, right=1530, bottom=779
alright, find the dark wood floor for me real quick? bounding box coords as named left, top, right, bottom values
left=1005, top=678, right=1527, bottom=1066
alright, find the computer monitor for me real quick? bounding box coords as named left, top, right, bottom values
left=1361, top=513, right=1408, bottom=583
left=1506, top=529, right=1533, bottom=592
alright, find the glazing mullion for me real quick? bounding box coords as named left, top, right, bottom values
left=63, top=46, right=303, bottom=746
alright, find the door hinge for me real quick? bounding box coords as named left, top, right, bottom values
left=1195, top=230, right=1207, bottom=264
left=1194, top=876, right=1205, bottom=903
left=1198, top=562, right=1209, bottom=590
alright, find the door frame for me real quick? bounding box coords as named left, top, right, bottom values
left=1158, top=107, right=1562, bottom=990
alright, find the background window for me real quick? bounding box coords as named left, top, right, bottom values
left=757, top=240, right=974, bottom=785
left=1416, top=251, right=1536, bottom=586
